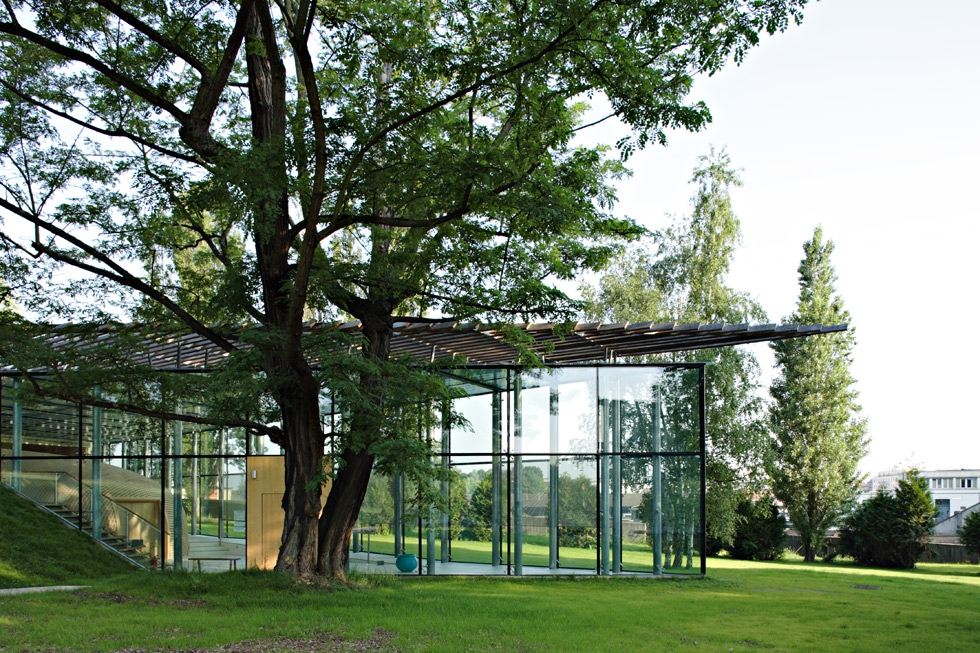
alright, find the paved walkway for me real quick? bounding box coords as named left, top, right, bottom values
left=0, top=585, right=86, bottom=596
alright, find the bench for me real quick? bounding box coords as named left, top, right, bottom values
left=187, top=557, right=239, bottom=572
left=351, top=527, right=379, bottom=563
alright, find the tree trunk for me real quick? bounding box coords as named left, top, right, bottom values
left=273, top=370, right=326, bottom=581
left=802, top=543, right=816, bottom=563
left=316, top=306, right=393, bottom=580
left=241, top=3, right=325, bottom=580
left=316, top=448, right=375, bottom=579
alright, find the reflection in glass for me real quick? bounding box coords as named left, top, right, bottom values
left=3, top=364, right=703, bottom=576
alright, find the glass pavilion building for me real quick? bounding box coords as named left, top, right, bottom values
left=0, top=320, right=842, bottom=576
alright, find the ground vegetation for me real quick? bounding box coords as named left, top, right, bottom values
left=958, top=511, right=980, bottom=560
left=727, top=495, right=785, bottom=561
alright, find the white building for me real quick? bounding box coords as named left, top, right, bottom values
left=861, top=468, right=980, bottom=521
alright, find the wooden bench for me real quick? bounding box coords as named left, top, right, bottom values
left=187, top=557, right=239, bottom=572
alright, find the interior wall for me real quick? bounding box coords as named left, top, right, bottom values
left=245, top=456, right=331, bottom=569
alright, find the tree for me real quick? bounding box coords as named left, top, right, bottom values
left=468, top=475, right=495, bottom=542
left=837, top=471, right=936, bottom=569
left=583, top=149, right=770, bottom=546
left=958, top=511, right=980, bottom=561
left=769, top=227, right=868, bottom=562
left=727, top=495, right=786, bottom=561
left=0, top=1, right=812, bottom=581
left=557, top=473, right=598, bottom=549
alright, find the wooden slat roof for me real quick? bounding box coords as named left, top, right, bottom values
left=2, top=321, right=847, bottom=372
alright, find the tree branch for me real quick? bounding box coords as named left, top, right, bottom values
left=180, top=0, right=254, bottom=160
left=0, top=197, right=240, bottom=355
left=0, top=20, right=189, bottom=122
left=0, top=80, right=202, bottom=165
left=90, top=0, right=212, bottom=78
left=327, top=0, right=611, bottom=229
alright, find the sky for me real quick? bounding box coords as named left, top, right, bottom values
left=575, top=0, right=980, bottom=476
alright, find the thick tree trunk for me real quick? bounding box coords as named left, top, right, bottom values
left=316, top=307, right=393, bottom=580
left=316, top=448, right=375, bottom=579
left=802, top=545, right=816, bottom=563
left=273, top=371, right=325, bottom=580
left=241, top=3, right=325, bottom=580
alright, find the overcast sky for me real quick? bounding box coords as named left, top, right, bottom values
left=576, top=0, right=980, bottom=475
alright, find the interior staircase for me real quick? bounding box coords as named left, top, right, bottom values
left=44, top=503, right=147, bottom=567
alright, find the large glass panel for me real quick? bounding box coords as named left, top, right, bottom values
left=1, top=388, right=83, bottom=457
left=617, top=455, right=702, bottom=575
left=449, top=394, right=493, bottom=454
left=512, top=457, right=552, bottom=571
left=555, top=456, right=598, bottom=571
left=604, top=366, right=701, bottom=455
left=448, top=459, right=497, bottom=569
left=516, top=368, right=597, bottom=455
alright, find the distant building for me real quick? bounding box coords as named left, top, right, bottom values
left=861, top=468, right=980, bottom=521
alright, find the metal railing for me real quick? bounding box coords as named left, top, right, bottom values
left=8, top=471, right=162, bottom=559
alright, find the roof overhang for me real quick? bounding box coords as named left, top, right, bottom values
left=1, top=320, right=847, bottom=373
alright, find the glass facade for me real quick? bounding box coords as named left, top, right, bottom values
left=351, top=364, right=706, bottom=576
left=0, top=377, right=250, bottom=570
left=1, top=363, right=705, bottom=576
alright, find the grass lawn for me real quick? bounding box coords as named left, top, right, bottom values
left=0, top=487, right=137, bottom=588
left=2, top=556, right=979, bottom=651
left=4, top=488, right=979, bottom=651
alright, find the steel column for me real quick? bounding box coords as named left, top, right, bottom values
left=11, top=379, right=22, bottom=492
left=513, top=373, right=523, bottom=576
left=491, top=391, right=502, bottom=566
left=549, top=381, right=559, bottom=570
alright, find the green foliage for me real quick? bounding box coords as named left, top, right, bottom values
left=0, top=0, right=815, bottom=577
left=838, top=472, right=936, bottom=569
left=467, top=471, right=596, bottom=547
left=769, top=227, right=868, bottom=562
left=727, top=496, right=786, bottom=561
left=583, top=149, right=769, bottom=546
left=359, top=475, right=395, bottom=534
left=556, top=474, right=598, bottom=549
left=521, top=466, right=548, bottom=495
left=468, top=474, right=495, bottom=542
left=958, top=511, right=980, bottom=559
left=0, top=486, right=138, bottom=589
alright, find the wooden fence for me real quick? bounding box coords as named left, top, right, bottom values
left=784, top=534, right=979, bottom=565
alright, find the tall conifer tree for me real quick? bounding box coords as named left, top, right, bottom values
left=769, top=227, right=868, bottom=562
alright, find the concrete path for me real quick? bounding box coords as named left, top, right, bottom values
left=0, top=585, right=86, bottom=596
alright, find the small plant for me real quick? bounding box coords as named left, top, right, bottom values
left=958, top=510, right=980, bottom=560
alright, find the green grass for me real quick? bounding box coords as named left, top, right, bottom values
left=0, top=486, right=139, bottom=589
left=364, top=531, right=701, bottom=573
left=3, top=488, right=979, bottom=651
left=193, top=518, right=245, bottom=540
left=1, top=555, right=979, bottom=651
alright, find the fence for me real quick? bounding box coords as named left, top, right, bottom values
left=784, top=533, right=978, bottom=564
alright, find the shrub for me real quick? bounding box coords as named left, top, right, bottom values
left=728, top=497, right=786, bottom=561
left=958, top=510, right=980, bottom=560
left=838, top=471, right=936, bottom=569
